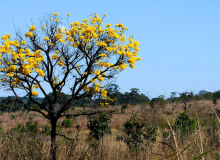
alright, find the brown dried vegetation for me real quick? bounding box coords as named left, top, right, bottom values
left=0, top=100, right=220, bottom=159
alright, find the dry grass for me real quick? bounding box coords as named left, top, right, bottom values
left=0, top=100, right=220, bottom=159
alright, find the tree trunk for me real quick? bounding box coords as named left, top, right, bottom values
left=183, top=103, right=187, bottom=110
left=50, top=118, right=58, bottom=160
left=135, top=143, right=138, bottom=160
left=100, top=131, right=103, bottom=160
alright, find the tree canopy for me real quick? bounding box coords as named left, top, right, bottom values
left=0, top=13, right=141, bottom=159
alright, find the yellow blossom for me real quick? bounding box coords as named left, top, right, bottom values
left=92, top=70, right=100, bottom=75
left=21, top=40, right=26, bottom=46
left=84, top=85, right=89, bottom=92
left=34, top=84, right=39, bottom=88
left=101, top=89, right=107, bottom=99
left=44, top=37, right=49, bottom=41
left=58, top=39, right=65, bottom=44
left=35, top=68, right=45, bottom=77
left=52, top=12, right=59, bottom=16
left=93, top=82, right=101, bottom=93
left=90, top=79, right=96, bottom=83
left=53, top=81, right=57, bottom=85
left=25, top=32, right=34, bottom=38
left=98, top=76, right=104, bottom=82
left=32, top=91, right=38, bottom=96
left=52, top=54, right=58, bottom=60
left=106, top=24, right=111, bottom=27
left=29, top=25, right=36, bottom=32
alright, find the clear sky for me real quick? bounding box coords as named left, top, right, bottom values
left=0, top=0, right=220, bottom=99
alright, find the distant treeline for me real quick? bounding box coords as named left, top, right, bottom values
left=0, top=84, right=219, bottom=112
left=0, top=84, right=149, bottom=112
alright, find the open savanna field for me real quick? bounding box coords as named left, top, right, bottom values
left=0, top=100, right=219, bottom=160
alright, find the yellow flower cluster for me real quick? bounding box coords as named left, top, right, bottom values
left=52, top=54, right=58, bottom=60
left=0, top=13, right=141, bottom=103
left=21, top=40, right=26, bottom=46
left=92, top=70, right=100, bottom=75
left=101, top=89, right=107, bottom=99
left=52, top=12, right=59, bottom=16
left=0, top=33, right=46, bottom=88
left=1, top=33, right=11, bottom=40
left=34, top=84, right=39, bottom=88
left=93, top=82, right=101, bottom=93
left=55, top=34, right=63, bottom=40
left=84, top=85, right=89, bottom=92
left=57, top=57, right=65, bottom=66
left=25, top=32, right=34, bottom=38
left=99, top=53, right=107, bottom=57
left=32, top=91, right=38, bottom=96
left=29, top=25, right=36, bottom=32
left=35, top=68, right=45, bottom=77
left=44, top=37, right=49, bottom=41
left=97, top=76, right=104, bottom=82
left=58, top=39, right=65, bottom=44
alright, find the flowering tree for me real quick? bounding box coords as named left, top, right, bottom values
left=0, top=13, right=140, bottom=159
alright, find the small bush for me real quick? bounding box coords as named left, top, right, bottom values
left=213, top=98, right=218, bottom=105
left=31, top=104, right=40, bottom=110
left=0, top=125, right=3, bottom=132
left=87, top=112, right=111, bottom=140
left=41, top=124, right=51, bottom=135
left=26, top=121, right=40, bottom=133
left=113, top=108, right=119, bottom=113
left=9, top=114, right=16, bottom=120
left=11, top=123, right=25, bottom=133
left=61, top=119, right=73, bottom=128
left=123, top=113, right=157, bottom=149
left=121, top=102, right=128, bottom=113
left=173, top=113, right=196, bottom=141
left=29, top=116, right=33, bottom=121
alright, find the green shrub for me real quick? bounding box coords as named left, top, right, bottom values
left=29, top=116, right=33, bottom=121
left=0, top=124, right=3, bottom=132
left=213, top=98, right=218, bottom=105
left=121, top=102, right=128, bottom=113
left=61, top=119, right=73, bottom=128
left=87, top=112, right=111, bottom=140
left=113, top=108, right=119, bottom=113
left=173, top=113, right=196, bottom=140
left=41, top=124, right=51, bottom=135
left=123, top=113, right=157, bottom=159
left=26, top=121, right=40, bottom=133
left=9, top=114, right=16, bottom=120
left=19, top=113, right=24, bottom=117
left=162, top=131, right=170, bottom=139
left=31, top=104, right=40, bottom=110
left=123, top=113, right=157, bottom=149
left=11, top=123, right=25, bottom=133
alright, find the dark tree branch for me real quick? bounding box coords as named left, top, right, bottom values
left=57, top=134, right=74, bottom=141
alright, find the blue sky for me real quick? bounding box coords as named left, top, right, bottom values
left=0, top=0, right=220, bottom=98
